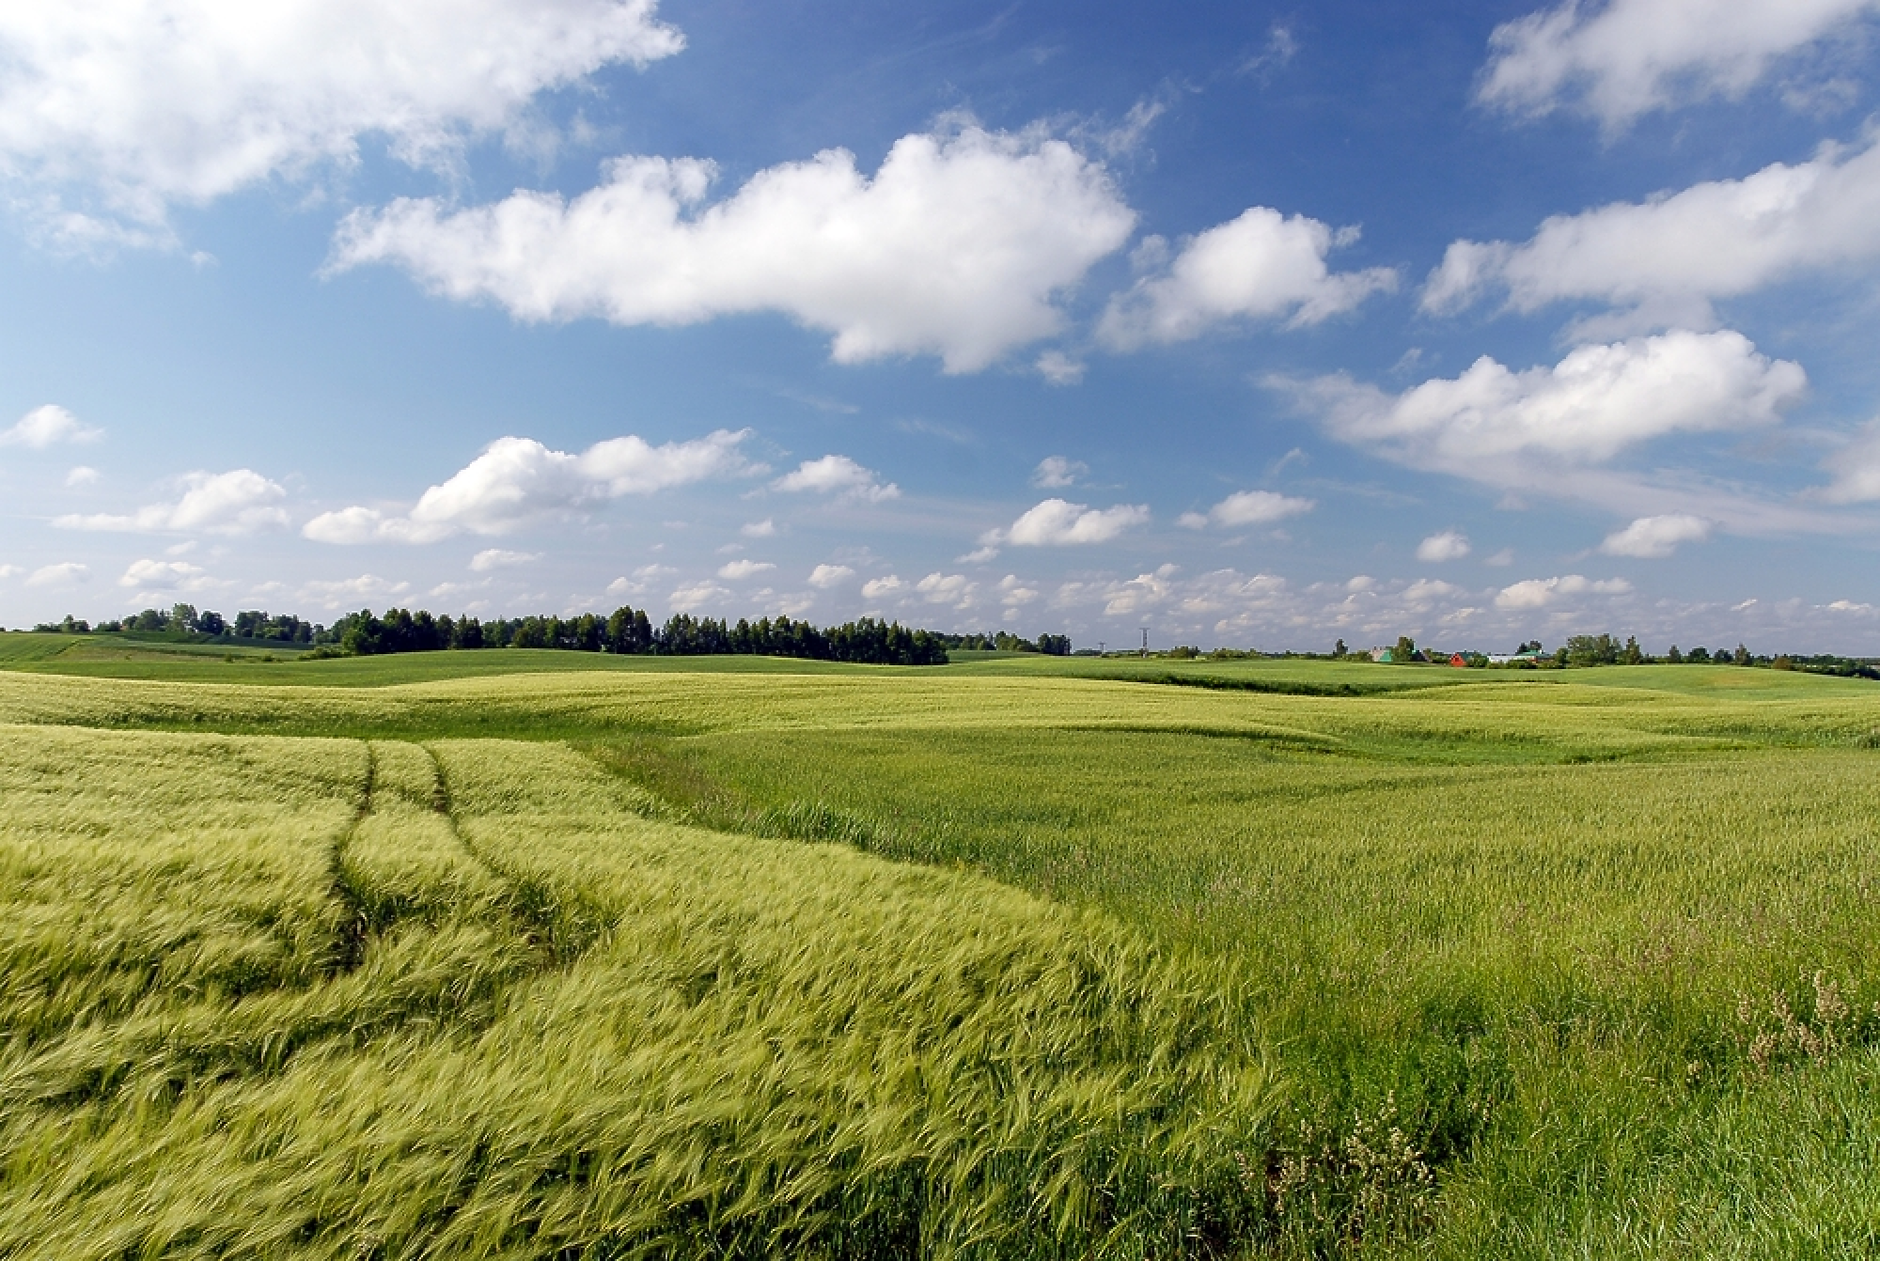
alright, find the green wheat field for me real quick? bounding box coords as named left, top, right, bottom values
left=5, top=633, right=1880, bottom=1258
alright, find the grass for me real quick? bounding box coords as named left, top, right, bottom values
left=3, top=637, right=1880, bottom=1255
left=950, top=652, right=1492, bottom=696
left=595, top=719, right=1880, bottom=1254
left=0, top=724, right=1276, bottom=1258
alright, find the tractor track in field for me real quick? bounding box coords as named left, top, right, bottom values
left=419, top=741, right=612, bottom=967
left=327, top=741, right=378, bottom=975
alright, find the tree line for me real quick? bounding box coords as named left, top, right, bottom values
left=28, top=602, right=1089, bottom=667
left=35, top=605, right=314, bottom=643
left=324, top=607, right=958, bottom=665
left=1349, top=632, right=1878, bottom=679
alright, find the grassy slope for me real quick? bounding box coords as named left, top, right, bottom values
left=0, top=630, right=311, bottom=664
left=5, top=640, right=1880, bottom=1255
left=0, top=633, right=874, bottom=682
left=951, top=652, right=1486, bottom=695
left=7, top=629, right=1869, bottom=698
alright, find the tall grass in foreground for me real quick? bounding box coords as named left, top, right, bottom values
left=1, top=729, right=1278, bottom=1258
left=616, top=722, right=1880, bottom=1256
left=0, top=724, right=358, bottom=1041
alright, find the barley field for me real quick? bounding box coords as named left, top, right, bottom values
left=4, top=634, right=1880, bottom=1257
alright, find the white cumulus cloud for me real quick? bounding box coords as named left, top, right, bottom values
left=1401, top=578, right=1465, bottom=605
left=1422, top=138, right=1880, bottom=329
left=807, top=563, right=854, bottom=588
left=1600, top=513, right=1715, bottom=557
left=303, top=429, right=752, bottom=543
left=119, top=557, right=217, bottom=592
left=0, top=0, right=684, bottom=248
left=1098, top=207, right=1397, bottom=348
left=670, top=580, right=731, bottom=610
left=1416, top=530, right=1472, bottom=562
left=1078, top=564, right=1181, bottom=618
left=982, top=498, right=1151, bottom=553
left=1, top=404, right=101, bottom=448
left=860, top=575, right=905, bottom=600
left=56, top=468, right=288, bottom=534
left=332, top=122, right=1136, bottom=373
left=716, top=559, right=774, bottom=580
left=914, top=572, right=976, bottom=609
left=998, top=574, right=1040, bottom=606
left=1494, top=574, right=1632, bottom=610
left=771, top=455, right=899, bottom=503
left=1177, top=489, right=1316, bottom=530
left=606, top=563, right=674, bottom=598
left=1277, top=330, right=1805, bottom=485
left=1477, top=0, right=1880, bottom=129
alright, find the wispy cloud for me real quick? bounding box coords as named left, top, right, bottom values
left=26, top=562, right=89, bottom=588
left=1030, top=456, right=1088, bottom=489
left=469, top=548, right=541, bottom=572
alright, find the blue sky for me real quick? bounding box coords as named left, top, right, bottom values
left=2, top=0, right=1879, bottom=652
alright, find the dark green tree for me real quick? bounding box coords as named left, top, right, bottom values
left=1566, top=634, right=1621, bottom=666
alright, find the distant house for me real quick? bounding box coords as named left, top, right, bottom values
left=1370, top=646, right=1394, bottom=662
left=1485, top=650, right=1545, bottom=665
left=1448, top=653, right=1467, bottom=667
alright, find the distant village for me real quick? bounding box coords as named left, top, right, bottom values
left=1345, top=634, right=1875, bottom=676
left=1151, top=635, right=1877, bottom=678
